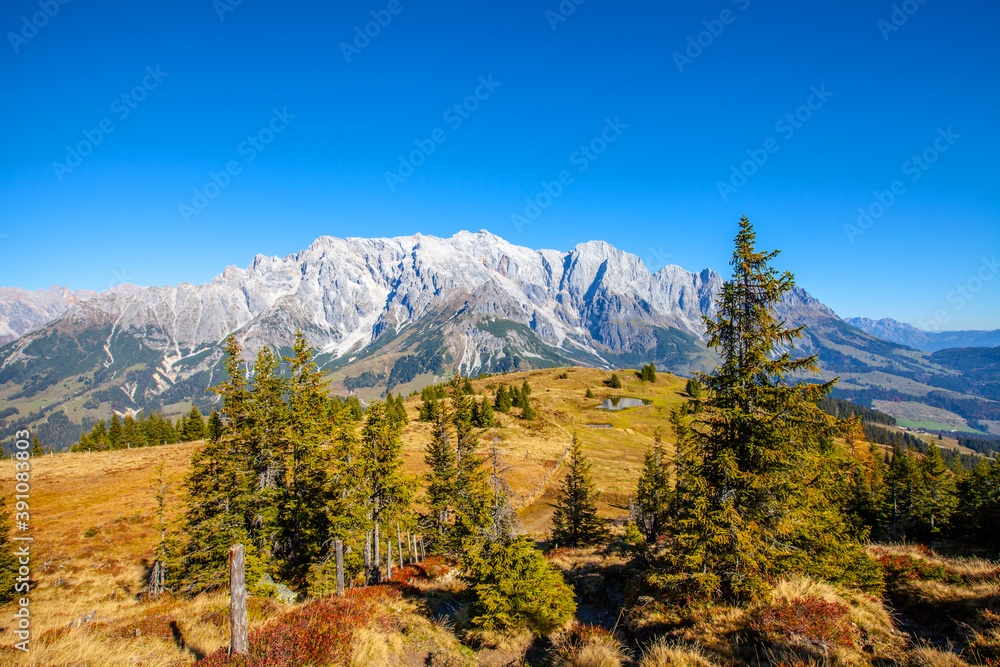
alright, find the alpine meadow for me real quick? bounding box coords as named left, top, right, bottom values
left=2, top=1, right=998, bottom=665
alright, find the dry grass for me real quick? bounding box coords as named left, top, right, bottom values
left=910, top=646, right=972, bottom=667
left=638, top=639, right=717, bottom=667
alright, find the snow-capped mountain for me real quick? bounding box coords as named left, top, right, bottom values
left=0, top=285, right=98, bottom=345
left=2, top=230, right=989, bottom=450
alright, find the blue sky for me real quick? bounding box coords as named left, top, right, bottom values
left=1, top=0, right=997, bottom=329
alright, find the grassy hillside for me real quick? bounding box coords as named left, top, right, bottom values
left=2, top=367, right=997, bottom=665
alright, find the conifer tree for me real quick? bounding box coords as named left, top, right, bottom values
left=521, top=379, right=532, bottom=397
left=522, top=401, right=537, bottom=421
left=551, top=436, right=609, bottom=547
left=360, top=401, right=415, bottom=581
left=122, top=415, right=146, bottom=448
left=608, top=373, right=622, bottom=389
left=169, top=336, right=265, bottom=595
left=207, top=409, right=223, bottom=442
left=108, top=414, right=123, bottom=449
left=585, top=387, right=595, bottom=399
left=423, top=405, right=457, bottom=552
left=635, top=431, right=672, bottom=542
left=665, top=216, right=870, bottom=602
left=275, top=333, right=333, bottom=590
left=915, top=443, right=956, bottom=536
left=494, top=384, right=512, bottom=413
left=182, top=406, right=206, bottom=442
left=885, top=447, right=921, bottom=540
left=452, top=392, right=492, bottom=549
left=30, top=435, right=44, bottom=456
left=639, top=363, right=657, bottom=382
left=476, top=396, right=495, bottom=428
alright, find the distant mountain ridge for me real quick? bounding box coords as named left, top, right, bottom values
left=846, top=316, right=1000, bottom=352
left=0, top=285, right=97, bottom=345
left=1, top=230, right=997, bottom=450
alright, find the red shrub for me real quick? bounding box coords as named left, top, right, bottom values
left=875, top=553, right=961, bottom=584
left=750, top=596, right=856, bottom=650
left=196, top=587, right=398, bottom=667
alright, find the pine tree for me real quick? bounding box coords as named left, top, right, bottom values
left=915, top=443, right=956, bottom=536
left=476, top=396, right=495, bottom=428
left=521, top=379, right=532, bottom=397
left=0, top=495, right=17, bottom=603
left=207, top=409, right=223, bottom=442
left=521, top=401, right=537, bottom=421
left=108, top=414, right=123, bottom=449
left=551, top=436, right=609, bottom=547
left=452, top=392, right=492, bottom=549
left=169, top=336, right=266, bottom=595
left=423, top=405, right=457, bottom=552
left=494, top=384, right=512, bottom=413
left=182, top=406, right=206, bottom=442
left=30, top=435, right=44, bottom=456
left=665, top=216, right=868, bottom=603
left=275, top=332, right=333, bottom=590
left=585, top=388, right=595, bottom=399
left=639, top=363, right=657, bottom=382
left=607, top=373, right=622, bottom=389
left=885, top=448, right=922, bottom=540
left=635, top=431, right=672, bottom=542
left=360, top=401, right=415, bottom=582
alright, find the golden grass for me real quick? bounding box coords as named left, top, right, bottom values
left=910, top=646, right=972, bottom=667
left=0, top=367, right=686, bottom=662
left=638, top=639, right=716, bottom=667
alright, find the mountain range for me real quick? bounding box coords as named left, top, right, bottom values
left=845, top=317, right=1000, bottom=353
left=1, top=230, right=997, bottom=450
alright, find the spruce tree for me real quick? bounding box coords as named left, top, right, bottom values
left=665, top=216, right=868, bottom=602
left=476, top=396, right=495, bottom=428
left=183, top=406, right=206, bottom=442
left=169, top=336, right=265, bottom=595
left=494, top=384, right=512, bottom=413
left=108, top=414, right=123, bottom=449
left=585, top=388, right=595, bottom=399
left=915, top=443, right=956, bottom=536
left=207, top=409, right=223, bottom=442
left=423, top=405, right=457, bottom=552
left=551, top=436, right=609, bottom=547
left=635, top=431, right=672, bottom=542
left=30, top=435, right=44, bottom=456
left=452, top=392, right=492, bottom=549
left=275, top=332, right=332, bottom=590
left=608, top=373, right=622, bottom=389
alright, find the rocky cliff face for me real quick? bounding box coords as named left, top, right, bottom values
left=4, top=230, right=939, bottom=451
left=41, top=231, right=725, bottom=364
left=0, top=285, right=98, bottom=345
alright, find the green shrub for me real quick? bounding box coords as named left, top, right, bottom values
left=464, top=536, right=576, bottom=634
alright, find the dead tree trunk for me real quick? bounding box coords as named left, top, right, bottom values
left=335, top=539, right=345, bottom=597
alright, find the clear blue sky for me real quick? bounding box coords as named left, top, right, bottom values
left=1, top=0, right=997, bottom=329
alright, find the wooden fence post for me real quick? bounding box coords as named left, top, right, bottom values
left=229, top=544, right=248, bottom=655
left=387, top=541, right=392, bottom=581
left=335, top=539, right=345, bottom=597
left=396, top=523, right=404, bottom=569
